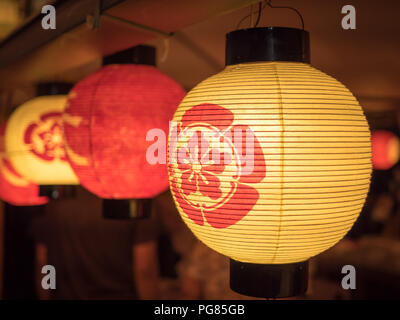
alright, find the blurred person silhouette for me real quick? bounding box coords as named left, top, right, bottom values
left=382, top=164, right=400, bottom=239
left=179, top=240, right=257, bottom=300
left=31, top=186, right=161, bottom=300
left=152, top=191, right=262, bottom=300
left=152, top=190, right=196, bottom=299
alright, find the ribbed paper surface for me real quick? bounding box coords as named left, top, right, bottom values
left=168, top=62, right=371, bottom=264
left=64, top=65, right=185, bottom=199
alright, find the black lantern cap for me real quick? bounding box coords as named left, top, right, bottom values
left=39, top=185, right=77, bottom=200
left=103, top=45, right=156, bottom=66
left=36, top=82, right=73, bottom=96
left=230, top=259, right=309, bottom=298
left=102, top=198, right=152, bottom=219
left=226, top=27, right=310, bottom=65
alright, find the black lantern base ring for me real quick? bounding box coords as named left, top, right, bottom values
left=102, top=198, right=152, bottom=219
left=230, top=259, right=309, bottom=298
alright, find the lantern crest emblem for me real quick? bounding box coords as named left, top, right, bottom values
left=24, top=112, right=67, bottom=162
left=169, top=103, right=266, bottom=229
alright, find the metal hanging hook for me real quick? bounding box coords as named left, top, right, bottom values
left=265, top=0, right=304, bottom=30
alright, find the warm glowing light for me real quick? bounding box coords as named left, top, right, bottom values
left=5, top=96, right=79, bottom=185
left=168, top=61, right=371, bottom=264
left=371, top=130, right=400, bottom=170
left=0, top=125, right=48, bottom=205
left=63, top=64, right=185, bottom=199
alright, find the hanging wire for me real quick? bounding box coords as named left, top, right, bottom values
left=254, top=2, right=263, bottom=27
left=250, top=4, right=254, bottom=27
left=236, top=0, right=305, bottom=30
left=237, top=1, right=267, bottom=29
left=265, top=0, right=304, bottom=29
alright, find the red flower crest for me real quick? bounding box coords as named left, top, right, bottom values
left=24, top=112, right=67, bottom=162
left=169, top=103, right=266, bottom=228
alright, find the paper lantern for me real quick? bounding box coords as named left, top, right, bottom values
left=168, top=27, right=371, bottom=297
left=371, top=130, right=400, bottom=170
left=5, top=95, right=79, bottom=185
left=63, top=62, right=185, bottom=200
left=0, top=125, right=48, bottom=206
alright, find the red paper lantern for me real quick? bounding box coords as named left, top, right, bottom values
left=371, top=130, right=400, bottom=170
left=63, top=64, right=185, bottom=198
left=0, top=125, right=48, bottom=206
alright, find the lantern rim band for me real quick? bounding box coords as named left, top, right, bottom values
left=225, top=26, right=310, bottom=65
left=102, top=198, right=152, bottom=219
left=230, top=259, right=309, bottom=298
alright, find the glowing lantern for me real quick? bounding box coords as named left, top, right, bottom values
left=63, top=46, right=185, bottom=205
left=167, top=27, right=372, bottom=297
left=0, top=125, right=48, bottom=206
left=5, top=95, right=79, bottom=186
left=371, top=130, right=400, bottom=170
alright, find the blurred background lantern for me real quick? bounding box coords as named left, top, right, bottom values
left=63, top=45, right=185, bottom=218
left=4, top=83, right=79, bottom=192
left=371, top=130, right=400, bottom=170
left=0, top=125, right=48, bottom=206
left=167, top=27, right=372, bottom=298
